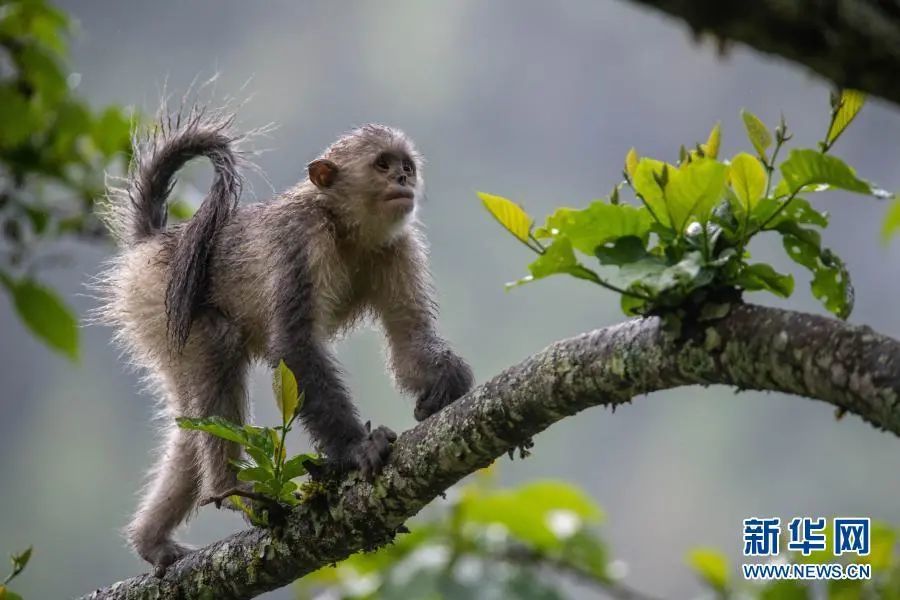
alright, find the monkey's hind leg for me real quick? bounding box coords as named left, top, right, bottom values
left=126, top=425, right=199, bottom=576
left=184, top=314, right=251, bottom=508
left=193, top=360, right=249, bottom=506
left=127, top=314, right=249, bottom=574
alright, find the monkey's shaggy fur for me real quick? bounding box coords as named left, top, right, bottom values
left=94, top=105, right=473, bottom=572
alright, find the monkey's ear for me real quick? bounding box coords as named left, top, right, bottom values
left=308, top=159, right=339, bottom=189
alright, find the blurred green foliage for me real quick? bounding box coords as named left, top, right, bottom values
left=483, top=91, right=894, bottom=329
left=295, top=471, right=625, bottom=600
left=0, top=0, right=133, bottom=359
left=295, top=471, right=900, bottom=599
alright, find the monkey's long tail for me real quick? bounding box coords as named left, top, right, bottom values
left=100, top=105, right=244, bottom=352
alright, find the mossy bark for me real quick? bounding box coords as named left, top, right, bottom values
left=80, top=304, right=900, bottom=599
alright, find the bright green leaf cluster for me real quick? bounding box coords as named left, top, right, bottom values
left=177, top=361, right=319, bottom=523
left=482, top=92, right=890, bottom=324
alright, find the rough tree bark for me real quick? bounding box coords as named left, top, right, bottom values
left=80, top=304, right=900, bottom=599
left=623, top=0, right=900, bottom=106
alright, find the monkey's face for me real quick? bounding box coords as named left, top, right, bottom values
left=366, top=148, right=420, bottom=219
left=310, top=126, right=424, bottom=240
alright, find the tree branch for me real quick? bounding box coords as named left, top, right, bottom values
left=622, top=0, right=900, bottom=106
left=79, top=304, right=900, bottom=599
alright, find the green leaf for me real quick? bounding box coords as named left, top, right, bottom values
left=269, top=428, right=285, bottom=462
left=534, top=201, right=653, bottom=254
left=779, top=149, right=871, bottom=195
left=176, top=416, right=250, bottom=446
left=594, top=236, right=649, bottom=266
left=4, top=546, right=32, bottom=588
left=686, top=548, right=729, bottom=592
left=753, top=197, right=829, bottom=229
left=236, top=467, right=273, bottom=484
left=246, top=445, right=276, bottom=473
left=702, top=122, right=721, bottom=159
left=507, top=237, right=598, bottom=288
left=881, top=200, right=900, bottom=243
left=626, top=252, right=712, bottom=299
left=620, top=292, right=648, bottom=316
left=10, top=278, right=79, bottom=360
left=279, top=479, right=298, bottom=495
left=826, top=90, right=865, bottom=146
left=741, top=109, right=772, bottom=160
left=632, top=158, right=674, bottom=227
left=283, top=453, right=321, bottom=479
left=729, top=152, right=767, bottom=214
left=10, top=547, right=31, bottom=575
left=779, top=225, right=854, bottom=318
left=810, top=252, right=853, bottom=319
left=252, top=480, right=279, bottom=497
left=664, top=159, right=729, bottom=232
left=1, top=588, right=24, bottom=600
left=272, top=359, right=300, bottom=425
left=735, top=263, right=794, bottom=297
left=625, top=147, right=639, bottom=178
left=479, top=192, right=533, bottom=242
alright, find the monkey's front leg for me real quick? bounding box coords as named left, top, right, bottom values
left=274, top=329, right=396, bottom=479
left=381, top=309, right=474, bottom=421
left=412, top=343, right=474, bottom=421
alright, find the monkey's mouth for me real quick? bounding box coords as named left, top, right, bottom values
left=383, top=188, right=415, bottom=202
left=382, top=188, right=416, bottom=211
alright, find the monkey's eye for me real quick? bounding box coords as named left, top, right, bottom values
left=374, top=154, right=390, bottom=171
left=402, top=158, right=415, bottom=175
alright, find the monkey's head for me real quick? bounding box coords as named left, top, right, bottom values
left=308, top=124, right=424, bottom=242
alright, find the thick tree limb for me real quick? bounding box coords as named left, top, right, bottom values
left=80, top=304, right=900, bottom=600
left=623, top=0, right=900, bottom=106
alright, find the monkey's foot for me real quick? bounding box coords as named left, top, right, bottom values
left=142, top=540, right=192, bottom=578
left=414, top=358, right=474, bottom=421
left=349, top=422, right=397, bottom=480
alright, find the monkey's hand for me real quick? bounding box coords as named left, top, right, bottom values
left=347, top=421, right=397, bottom=480
left=414, top=354, right=474, bottom=421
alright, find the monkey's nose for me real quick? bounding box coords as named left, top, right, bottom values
left=396, top=174, right=408, bottom=186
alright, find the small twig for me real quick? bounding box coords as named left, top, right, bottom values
left=200, top=489, right=276, bottom=509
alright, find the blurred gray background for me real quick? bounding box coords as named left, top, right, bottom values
left=2, top=1, right=900, bottom=598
